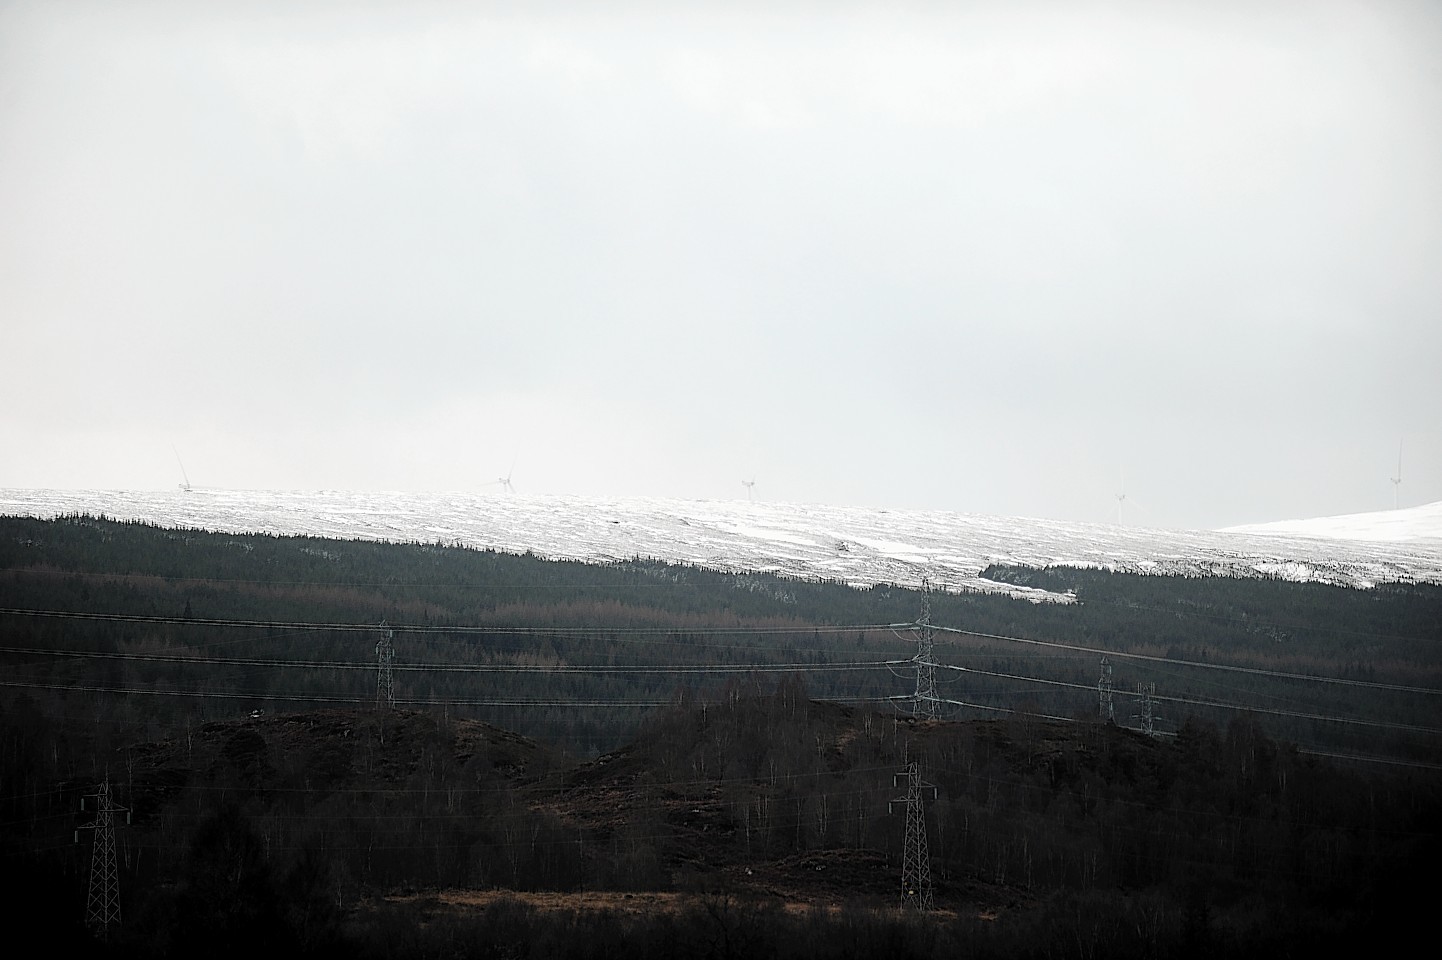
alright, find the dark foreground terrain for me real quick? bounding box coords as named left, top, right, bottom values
left=2, top=514, right=1439, bottom=956
left=4, top=698, right=1437, bottom=958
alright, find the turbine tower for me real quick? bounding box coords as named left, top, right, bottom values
left=172, top=446, right=192, bottom=493
left=1391, top=441, right=1402, bottom=509
left=1115, top=466, right=1126, bottom=525
left=741, top=478, right=755, bottom=502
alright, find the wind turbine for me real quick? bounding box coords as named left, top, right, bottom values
left=1115, top=467, right=1126, bottom=526
left=1391, top=441, right=1402, bottom=509
left=489, top=459, right=516, bottom=494
left=741, top=478, right=756, bottom=502
left=172, top=446, right=192, bottom=493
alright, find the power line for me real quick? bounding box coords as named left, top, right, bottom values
left=913, top=660, right=1442, bottom=736
left=49, top=682, right=1437, bottom=763
left=879, top=620, right=1442, bottom=741
left=7, top=605, right=1436, bottom=766
left=0, top=646, right=892, bottom=675
left=0, top=678, right=675, bottom=708
left=920, top=622, right=1442, bottom=696
left=0, top=607, right=893, bottom=637
left=10, top=635, right=1434, bottom=739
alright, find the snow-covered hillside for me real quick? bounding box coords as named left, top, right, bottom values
left=4, top=489, right=1441, bottom=602
left=1224, top=500, right=1442, bottom=543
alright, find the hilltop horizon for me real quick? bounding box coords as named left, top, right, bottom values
left=7, top=483, right=1440, bottom=535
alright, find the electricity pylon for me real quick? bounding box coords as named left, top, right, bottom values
left=911, top=579, right=940, bottom=720
left=78, top=777, right=127, bottom=936
left=1098, top=657, right=1115, bottom=722
left=1135, top=681, right=1157, bottom=737
left=890, top=761, right=937, bottom=910
left=376, top=621, right=396, bottom=710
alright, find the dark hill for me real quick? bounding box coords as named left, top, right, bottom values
left=64, top=693, right=1433, bottom=938
left=6, top=687, right=1438, bottom=957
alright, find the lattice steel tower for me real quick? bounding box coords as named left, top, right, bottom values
left=1098, top=656, right=1115, bottom=722
left=911, top=579, right=940, bottom=720
left=1135, top=681, right=1157, bottom=737
left=376, top=621, right=396, bottom=709
left=891, top=760, right=937, bottom=910
left=78, top=777, right=127, bottom=936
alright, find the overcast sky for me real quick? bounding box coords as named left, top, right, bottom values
left=2, top=0, right=1439, bottom=530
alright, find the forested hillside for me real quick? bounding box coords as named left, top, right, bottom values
left=2, top=514, right=1439, bottom=957
left=3, top=514, right=1437, bottom=760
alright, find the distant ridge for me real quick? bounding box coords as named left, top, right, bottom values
left=3, top=488, right=1440, bottom=598
left=1224, top=500, right=1442, bottom=544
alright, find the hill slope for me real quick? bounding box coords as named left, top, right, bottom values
left=1225, top=499, right=1442, bottom=542
left=11, top=699, right=1434, bottom=958
left=5, top=488, right=1441, bottom=598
